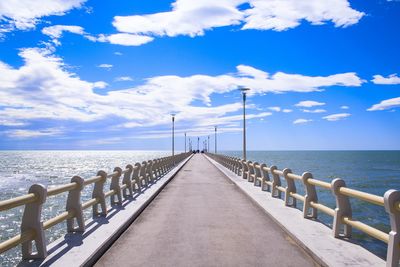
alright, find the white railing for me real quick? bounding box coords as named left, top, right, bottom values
left=0, top=152, right=191, bottom=260
left=206, top=152, right=400, bottom=267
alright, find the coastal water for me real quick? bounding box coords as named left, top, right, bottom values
left=0, top=150, right=399, bottom=265
left=0, top=150, right=170, bottom=266
left=223, top=150, right=400, bottom=259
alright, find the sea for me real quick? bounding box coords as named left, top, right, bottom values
left=0, top=150, right=399, bottom=265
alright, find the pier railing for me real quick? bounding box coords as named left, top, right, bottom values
left=0, top=152, right=191, bottom=260
left=206, top=153, right=400, bottom=267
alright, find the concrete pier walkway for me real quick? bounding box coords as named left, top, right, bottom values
left=95, top=154, right=316, bottom=267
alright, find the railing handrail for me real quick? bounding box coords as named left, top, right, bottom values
left=0, top=151, right=192, bottom=259
left=206, top=152, right=400, bottom=267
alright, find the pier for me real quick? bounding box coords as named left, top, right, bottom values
left=95, top=154, right=314, bottom=266
left=0, top=152, right=399, bottom=266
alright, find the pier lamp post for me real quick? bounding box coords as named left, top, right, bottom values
left=214, top=126, right=217, bottom=154
left=239, top=87, right=250, bottom=161
left=197, top=137, right=200, bottom=152
left=208, top=136, right=210, bottom=152
left=184, top=132, right=187, bottom=153
left=171, top=114, right=175, bottom=157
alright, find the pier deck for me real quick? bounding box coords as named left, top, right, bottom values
left=95, top=154, right=316, bottom=266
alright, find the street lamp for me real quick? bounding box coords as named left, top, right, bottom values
left=197, top=137, right=200, bottom=152
left=207, top=135, right=210, bottom=152
left=184, top=132, right=187, bottom=153
left=239, top=87, right=250, bottom=161
left=171, top=113, right=175, bottom=157
left=214, top=126, right=217, bottom=154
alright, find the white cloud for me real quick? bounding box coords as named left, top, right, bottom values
left=5, top=128, right=63, bottom=138
left=268, top=106, right=281, bottom=112
left=97, top=64, right=113, bottom=69
left=295, top=100, right=326, bottom=108
left=371, top=74, right=400, bottom=85
left=37, top=0, right=363, bottom=47
left=98, top=33, right=154, bottom=46
left=302, top=108, right=326, bottom=113
left=112, top=0, right=363, bottom=42
left=41, top=25, right=154, bottom=47
left=115, top=76, right=133, bottom=82
left=340, top=105, right=349, bottom=109
left=93, top=81, right=108, bottom=88
left=282, top=109, right=292, bottom=113
left=293, top=119, right=312, bottom=124
left=0, top=119, right=28, bottom=127
left=322, top=113, right=351, bottom=121
left=0, top=48, right=363, bottom=138
left=0, top=0, right=85, bottom=32
left=367, top=97, right=400, bottom=111
left=242, top=0, right=364, bottom=31
left=42, top=25, right=84, bottom=38
left=114, top=52, right=123, bottom=56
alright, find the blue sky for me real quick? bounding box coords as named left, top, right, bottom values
left=0, top=0, right=399, bottom=150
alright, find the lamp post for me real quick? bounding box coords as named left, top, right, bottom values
left=239, top=87, right=250, bottom=161
left=207, top=135, right=210, bottom=152
left=197, top=137, right=200, bottom=152
left=214, top=126, right=217, bottom=154
left=184, top=132, right=187, bottom=153
left=171, top=114, right=175, bottom=157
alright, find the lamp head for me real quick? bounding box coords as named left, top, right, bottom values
left=238, top=87, right=250, bottom=93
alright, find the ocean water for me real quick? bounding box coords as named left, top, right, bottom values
left=222, top=150, right=400, bottom=259
left=0, top=151, right=399, bottom=265
left=0, top=150, right=170, bottom=266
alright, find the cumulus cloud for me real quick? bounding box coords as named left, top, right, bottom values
left=41, top=25, right=154, bottom=47
left=268, top=106, right=281, bottom=112
left=93, top=81, right=108, bottom=88
left=293, top=119, right=312, bottom=124
left=295, top=100, right=326, bottom=108
left=97, top=63, right=113, bottom=69
left=4, top=128, right=63, bottom=138
left=322, top=113, right=351, bottom=121
left=37, top=1, right=363, bottom=46
left=115, top=76, right=133, bottom=82
left=0, top=0, right=85, bottom=33
left=0, top=48, right=363, bottom=138
left=113, top=0, right=363, bottom=42
left=302, top=109, right=326, bottom=113
left=371, top=74, right=400, bottom=85
left=367, top=97, right=400, bottom=111
left=340, top=105, right=349, bottom=109
left=282, top=109, right=293, bottom=113
left=97, top=33, right=154, bottom=46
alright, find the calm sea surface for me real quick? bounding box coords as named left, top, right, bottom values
left=0, top=150, right=399, bottom=265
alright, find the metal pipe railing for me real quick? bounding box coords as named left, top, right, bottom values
left=0, top=151, right=192, bottom=261
left=206, top=152, right=400, bottom=267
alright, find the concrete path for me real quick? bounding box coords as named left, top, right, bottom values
left=95, top=154, right=317, bottom=267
